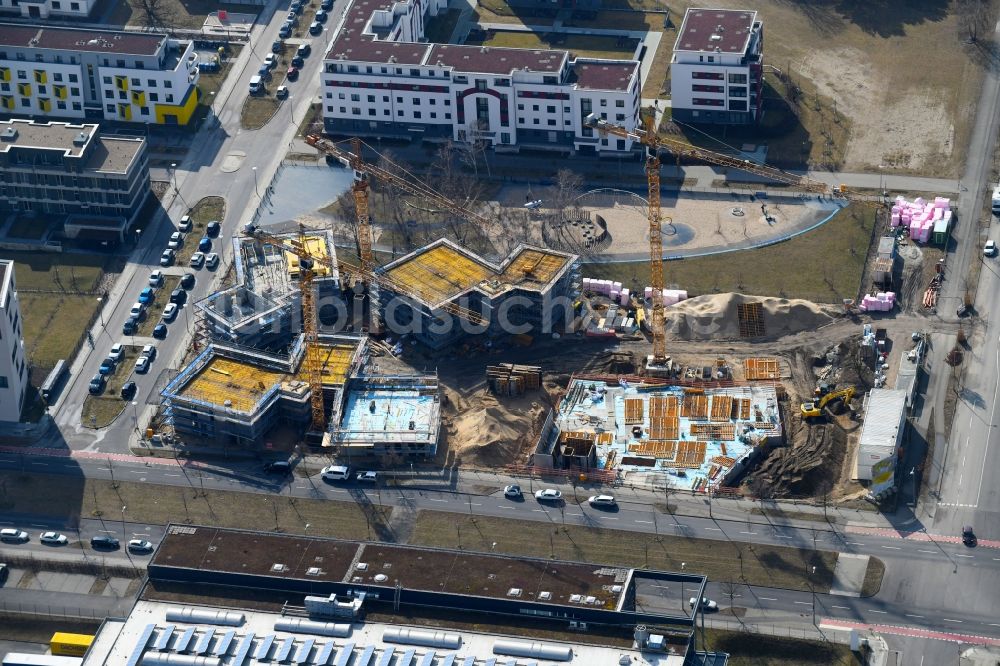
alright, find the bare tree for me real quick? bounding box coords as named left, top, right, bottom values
left=134, top=0, right=176, bottom=29
left=958, top=0, right=993, bottom=42
left=719, top=580, right=740, bottom=615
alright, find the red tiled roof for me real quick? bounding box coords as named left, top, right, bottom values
left=675, top=8, right=756, bottom=54
left=572, top=60, right=637, bottom=91
left=0, top=23, right=164, bottom=56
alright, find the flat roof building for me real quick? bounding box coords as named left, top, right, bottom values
left=321, top=0, right=641, bottom=154
left=0, top=23, right=200, bottom=125
left=0, top=119, right=149, bottom=242
left=670, top=8, right=763, bottom=125
left=0, top=259, right=28, bottom=422
left=856, top=388, right=906, bottom=494
left=0, top=0, right=97, bottom=20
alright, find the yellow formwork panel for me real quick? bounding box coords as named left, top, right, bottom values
left=500, top=248, right=567, bottom=285
left=285, top=235, right=333, bottom=278
left=297, top=343, right=354, bottom=387
left=386, top=244, right=492, bottom=305
left=179, top=357, right=287, bottom=412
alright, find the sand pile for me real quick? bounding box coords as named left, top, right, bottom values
left=664, top=293, right=838, bottom=341
left=443, top=388, right=550, bottom=467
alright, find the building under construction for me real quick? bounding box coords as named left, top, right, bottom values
left=535, top=378, right=783, bottom=491
left=377, top=239, right=580, bottom=349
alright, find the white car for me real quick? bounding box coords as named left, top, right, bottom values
left=689, top=597, right=718, bottom=611
left=534, top=488, right=562, bottom=502
left=134, top=356, right=151, bottom=374
left=128, top=539, right=154, bottom=553
left=39, top=532, right=68, bottom=545
left=205, top=252, right=220, bottom=270
left=108, top=343, right=126, bottom=362
left=148, top=270, right=164, bottom=287
left=356, top=471, right=378, bottom=483
left=167, top=231, right=185, bottom=250
left=178, top=215, right=192, bottom=232
left=985, top=240, right=997, bottom=257
left=0, top=528, right=28, bottom=543
left=129, top=302, right=145, bottom=319
left=190, top=252, right=205, bottom=269
left=588, top=495, right=616, bottom=507
left=503, top=485, right=523, bottom=498
left=162, top=303, right=179, bottom=322
left=321, top=465, right=350, bottom=481
left=160, top=249, right=175, bottom=267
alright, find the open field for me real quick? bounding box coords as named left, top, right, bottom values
left=704, top=629, right=860, bottom=666
left=464, top=31, right=639, bottom=61
left=409, top=510, right=841, bottom=593
left=583, top=203, right=875, bottom=303
left=19, top=294, right=102, bottom=382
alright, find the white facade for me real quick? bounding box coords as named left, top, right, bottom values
left=856, top=388, right=907, bottom=488
left=322, top=0, right=640, bottom=154
left=0, top=259, right=28, bottom=422
left=0, top=0, right=96, bottom=19
left=670, top=8, right=763, bottom=125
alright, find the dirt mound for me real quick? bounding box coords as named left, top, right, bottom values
left=441, top=386, right=553, bottom=467
left=745, top=425, right=847, bottom=498
left=665, top=293, right=838, bottom=341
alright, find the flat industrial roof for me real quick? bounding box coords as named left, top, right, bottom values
left=0, top=120, right=143, bottom=172
left=0, top=23, right=165, bottom=55
left=858, top=388, right=906, bottom=455
left=571, top=61, right=638, bottom=92
left=674, top=8, right=757, bottom=54
left=152, top=525, right=632, bottom=611
left=85, top=136, right=145, bottom=173
left=381, top=239, right=575, bottom=309
left=429, top=44, right=567, bottom=75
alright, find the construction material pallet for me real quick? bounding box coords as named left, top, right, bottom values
left=486, top=363, right=542, bottom=395
left=623, top=398, right=644, bottom=425
left=649, top=395, right=678, bottom=418
left=743, top=357, right=780, bottom=381
left=737, top=398, right=751, bottom=420
left=675, top=441, right=707, bottom=467
left=681, top=393, right=709, bottom=420
left=710, top=395, right=733, bottom=421
left=628, top=440, right=677, bottom=458
left=710, top=455, right=736, bottom=467
left=690, top=423, right=736, bottom=441
left=649, top=416, right=680, bottom=441
left=737, top=302, right=766, bottom=338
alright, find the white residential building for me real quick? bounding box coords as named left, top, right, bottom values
left=0, top=0, right=97, bottom=20
left=0, top=24, right=200, bottom=125
left=670, top=7, right=763, bottom=125
left=0, top=259, right=28, bottom=422
left=321, top=0, right=641, bottom=154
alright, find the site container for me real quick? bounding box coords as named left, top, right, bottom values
left=50, top=633, right=94, bottom=657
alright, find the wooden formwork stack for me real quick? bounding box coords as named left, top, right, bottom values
left=486, top=363, right=542, bottom=396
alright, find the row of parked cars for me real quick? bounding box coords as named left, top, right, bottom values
left=251, top=0, right=331, bottom=95
left=0, top=528, right=154, bottom=553
left=89, top=344, right=158, bottom=395
left=159, top=216, right=221, bottom=269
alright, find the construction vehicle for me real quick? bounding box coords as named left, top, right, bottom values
left=583, top=112, right=887, bottom=374
left=800, top=386, right=855, bottom=419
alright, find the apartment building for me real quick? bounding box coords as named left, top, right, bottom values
left=0, top=0, right=97, bottom=20
left=0, top=119, right=150, bottom=240
left=322, top=0, right=641, bottom=154
left=670, top=8, right=763, bottom=125
left=0, top=24, right=200, bottom=125
left=0, top=259, right=28, bottom=422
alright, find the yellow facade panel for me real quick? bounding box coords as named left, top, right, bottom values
left=33, top=69, right=47, bottom=84
left=154, top=84, right=198, bottom=125
left=16, top=82, right=30, bottom=97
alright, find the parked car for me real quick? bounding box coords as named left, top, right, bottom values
left=315, top=8, right=327, bottom=21
left=39, top=532, right=68, bottom=546
left=271, top=38, right=283, bottom=53
left=689, top=597, right=719, bottom=612
left=290, top=0, right=302, bottom=12
left=985, top=240, right=997, bottom=257
left=264, top=53, right=278, bottom=69
left=170, top=288, right=188, bottom=305
left=190, top=252, right=205, bottom=269
left=206, top=220, right=221, bottom=238
left=264, top=460, right=292, bottom=474
left=297, top=43, right=311, bottom=58
left=134, top=356, right=151, bottom=374
left=534, top=488, right=562, bottom=502
left=963, top=525, right=977, bottom=547
left=0, top=562, right=8, bottom=584
left=180, top=272, right=196, bottom=290
left=88, top=374, right=106, bottom=395
left=167, top=231, right=184, bottom=250
left=160, top=249, right=175, bottom=267
left=321, top=0, right=333, bottom=10
left=309, top=20, right=322, bottom=35
left=503, top=484, right=522, bottom=499
left=152, top=323, right=167, bottom=339
left=0, top=528, right=29, bottom=543
left=356, top=471, right=378, bottom=483
left=148, top=270, right=164, bottom=287
left=138, top=287, right=156, bottom=304
left=129, top=302, right=146, bottom=319
left=198, top=237, right=212, bottom=252
left=141, top=345, right=157, bottom=362
left=291, top=55, right=304, bottom=68
left=98, top=358, right=116, bottom=376
left=276, top=85, right=289, bottom=99
left=178, top=215, right=192, bottom=232
left=162, top=303, right=179, bottom=322
left=90, top=535, right=120, bottom=549
left=258, top=63, right=271, bottom=78
left=122, top=317, right=139, bottom=336
left=279, top=22, right=293, bottom=38
left=128, top=539, right=154, bottom=553
left=588, top=495, right=616, bottom=507
left=121, top=381, right=137, bottom=400
left=286, top=11, right=297, bottom=23
left=286, top=66, right=299, bottom=81
left=321, top=465, right=350, bottom=481
left=109, top=343, right=125, bottom=362
left=206, top=253, right=220, bottom=270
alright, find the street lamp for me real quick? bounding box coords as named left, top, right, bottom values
left=252, top=166, right=260, bottom=198
left=131, top=400, right=139, bottom=434
left=680, top=562, right=686, bottom=610
left=810, top=565, right=817, bottom=626
left=96, top=295, right=105, bottom=327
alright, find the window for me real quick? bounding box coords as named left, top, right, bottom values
left=366, top=66, right=372, bottom=73
left=543, top=75, right=557, bottom=84
left=339, top=106, right=346, bottom=113
left=104, top=89, right=113, bottom=98
left=729, top=72, right=747, bottom=84
left=615, top=113, right=624, bottom=121
left=414, top=111, right=421, bottom=119
left=546, top=105, right=555, bottom=113
left=52, top=0, right=61, bottom=6
left=106, top=103, right=115, bottom=112
left=350, top=93, right=360, bottom=101
left=547, top=119, right=556, bottom=126
left=382, top=95, right=388, bottom=102
left=692, top=98, right=725, bottom=107
left=501, top=132, right=510, bottom=144
left=0, top=376, right=7, bottom=389
left=616, top=100, right=625, bottom=107
left=533, top=118, right=539, bottom=125
left=37, top=85, right=45, bottom=94
left=564, top=106, right=570, bottom=112
left=118, top=90, right=126, bottom=100
left=691, top=71, right=724, bottom=80
left=131, top=77, right=140, bottom=86
left=0, top=83, right=7, bottom=92
left=600, top=99, right=607, bottom=106
left=692, top=84, right=724, bottom=93
left=347, top=65, right=358, bottom=73
left=352, top=107, right=361, bottom=115
left=475, top=79, right=487, bottom=91
left=707, top=56, right=714, bottom=62
left=444, top=99, right=450, bottom=107
left=140, top=107, right=149, bottom=115
left=367, top=95, right=375, bottom=102
left=165, top=94, right=173, bottom=103
left=72, top=102, right=81, bottom=110
left=396, top=96, right=403, bottom=103
left=476, top=96, right=489, bottom=123
left=410, top=68, right=419, bottom=76
left=164, top=81, right=172, bottom=88
left=19, top=98, right=27, bottom=107
left=16, top=70, right=25, bottom=80
left=430, top=112, right=436, bottom=119
left=147, top=79, right=156, bottom=87
left=454, top=75, right=467, bottom=84
left=728, top=99, right=747, bottom=111
left=729, top=86, right=747, bottom=98
left=532, top=104, right=539, bottom=111
left=326, top=105, right=334, bottom=112
left=495, top=78, right=510, bottom=86
left=429, top=98, right=436, bottom=105
left=413, top=98, right=420, bottom=105
left=517, top=104, right=524, bottom=111
left=57, top=101, right=66, bottom=109
left=368, top=108, right=376, bottom=116
left=70, top=1, right=79, bottom=8
left=444, top=113, right=451, bottom=119
left=54, top=73, right=63, bottom=82
left=70, top=87, right=79, bottom=96
left=68, top=74, right=78, bottom=83
left=338, top=93, right=345, bottom=99
left=150, top=92, right=158, bottom=101
left=617, top=139, right=625, bottom=150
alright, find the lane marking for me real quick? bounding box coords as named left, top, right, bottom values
left=870, top=610, right=888, bottom=614
left=905, top=614, right=924, bottom=619
left=793, top=601, right=811, bottom=606
left=918, top=550, right=937, bottom=554
left=427, top=499, right=448, bottom=503
left=955, top=554, right=974, bottom=558
left=881, top=546, right=901, bottom=550
left=942, top=619, right=963, bottom=623
left=847, top=542, right=865, bottom=546
left=497, top=506, right=516, bottom=510
left=739, top=531, right=757, bottom=535
left=774, top=535, right=794, bottom=539
left=704, top=527, right=722, bottom=531
left=831, top=605, right=850, bottom=610
left=635, top=520, right=653, bottom=524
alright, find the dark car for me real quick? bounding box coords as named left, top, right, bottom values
left=180, top=272, right=196, bottom=290
left=309, top=20, right=322, bottom=35
left=206, top=221, right=221, bottom=238
left=315, top=8, right=327, bottom=21
left=286, top=66, right=299, bottom=81
left=122, top=316, right=139, bottom=335
left=88, top=374, right=105, bottom=395
left=121, top=381, right=137, bottom=400
left=0, top=562, right=8, bottom=584
left=199, top=237, right=212, bottom=253
left=169, top=288, right=188, bottom=305
left=271, top=39, right=283, bottom=53
left=152, top=323, right=167, bottom=339
left=297, top=43, right=311, bottom=58
left=321, top=0, right=332, bottom=9
left=90, top=535, right=120, bottom=549
left=291, top=55, right=304, bottom=68
left=963, top=525, right=977, bottom=546
left=264, top=460, right=292, bottom=474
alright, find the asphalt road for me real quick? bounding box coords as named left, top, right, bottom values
left=0, top=514, right=163, bottom=563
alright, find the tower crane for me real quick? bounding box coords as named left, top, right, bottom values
left=584, top=112, right=886, bottom=371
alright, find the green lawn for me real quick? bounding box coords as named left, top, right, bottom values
left=196, top=44, right=243, bottom=109
left=465, top=31, right=639, bottom=60
left=704, top=630, right=861, bottom=666
left=20, top=293, right=102, bottom=383
left=82, top=346, right=142, bottom=429
left=136, top=276, right=181, bottom=337
left=583, top=203, right=876, bottom=303
left=4, top=251, right=108, bottom=291
left=424, top=8, right=463, bottom=43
